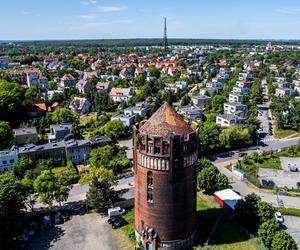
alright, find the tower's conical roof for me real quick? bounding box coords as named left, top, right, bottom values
left=139, top=102, right=193, bottom=139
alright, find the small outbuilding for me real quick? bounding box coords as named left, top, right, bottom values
left=214, top=188, right=242, bottom=213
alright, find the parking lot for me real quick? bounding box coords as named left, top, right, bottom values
left=258, top=157, right=300, bottom=189
left=25, top=213, right=131, bottom=250
left=284, top=215, right=300, bottom=246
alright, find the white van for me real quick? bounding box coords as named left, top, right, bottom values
left=108, top=207, right=125, bottom=217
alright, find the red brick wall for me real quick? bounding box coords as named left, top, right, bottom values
left=134, top=163, right=197, bottom=241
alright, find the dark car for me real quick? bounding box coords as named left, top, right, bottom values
left=296, top=182, right=300, bottom=188
left=238, top=152, right=246, bottom=157
left=112, top=217, right=127, bottom=229
left=107, top=215, right=121, bottom=224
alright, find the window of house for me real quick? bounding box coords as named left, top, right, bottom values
left=147, top=171, right=153, bottom=202
left=154, top=138, right=161, bottom=154
left=10, top=159, right=14, bottom=163
left=2, top=160, right=7, bottom=165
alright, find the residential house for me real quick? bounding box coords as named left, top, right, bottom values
left=18, top=142, right=66, bottom=165
left=111, top=113, right=136, bottom=126
left=216, top=114, right=244, bottom=128
left=206, top=81, right=223, bottom=90
left=224, top=102, right=248, bottom=118
left=60, top=74, right=76, bottom=88
left=76, top=79, right=92, bottom=94
left=48, top=123, right=73, bottom=142
left=83, top=71, right=98, bottom=80
left=124, top=107, right=147, bottom=117
left=200, top=87, right=218, bottom=97
left=0, top=55, right=10, bottom=69
left=178, top=106, right=203, bottom=121
left=27, top=103, right=47, bottom=118
left=191, top=95, right=212, bottom=108
left=65, top=139, right=91, bottom=165
left=229, top=92, right=247, bottom=103
left=275, top=87, right=294, bottom=97
left=235, top=80, right=253, bottom=88
left=134, top=67, right=147, bottom=78
left=69, top=97, right=91, bottom=115
left=96, top=82, right=111, bottom=92
left=89, top=135, right=111, bottom=148
left=119, top=68, right=133, bottom=80
left=0, top=149, right=18, bottom=173
left=109, top=87, right=133, bottom=103
left=14, top=127, right=38, bottom=146
left=232, top=86, right=250, bottom=95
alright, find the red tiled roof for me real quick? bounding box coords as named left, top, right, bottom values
left=139, top=102, right=193, bottom=139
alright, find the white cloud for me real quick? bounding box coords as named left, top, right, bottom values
left=80, top=0, right=97, bottom=5
left=97, top=5, right=128, bottom=12
left=79, top=14, right=96, bottom=20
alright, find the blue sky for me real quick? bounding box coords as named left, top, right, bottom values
left=1, top=0, right=300, bottom=40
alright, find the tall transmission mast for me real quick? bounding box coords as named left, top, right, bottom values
left=163, top=17, right=168, bottom=51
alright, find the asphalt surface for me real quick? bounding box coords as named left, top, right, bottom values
left=26, top=214, right=124, bottom=250
left=284, top=216, right=300, bottom=247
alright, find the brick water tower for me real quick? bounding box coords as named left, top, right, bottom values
left=133, top=102, right=198, bottom=250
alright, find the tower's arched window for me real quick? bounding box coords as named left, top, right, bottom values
left=147, top=171, right=153, bottom=202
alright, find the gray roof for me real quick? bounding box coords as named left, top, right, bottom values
left=64, top=139, right=90, bottom=148
left=192, top=95, right=211, bottom=100
left=14, top=127, right=37, bottom=136
left=50, top=123, right=73, bottom=132
left=19, top=141, right=65, bottom=153
left=217, top=114, right=240, bottom=120
left=224, top=102, right=247, bottom=108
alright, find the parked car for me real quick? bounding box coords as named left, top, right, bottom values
left=275, top=212, right=284, bottom=223
left=297, top=182, right=300, bottom=188
left=289, top=164, right=298, bottom=172
left=108, top=207, right=125, bottom=217
left=107, top=215, right=121, bottom=224
left=238, top=152, right=246, bottom=157
left=112, top=217, right=127, bottom=229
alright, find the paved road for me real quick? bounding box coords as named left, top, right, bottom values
left=215, top=159, right=300, bottom=209
left=26, top=214, right=126, bottom=250
left=284, top=216, right=300, bottom=247
left=34, top=135, right=300, bottom=210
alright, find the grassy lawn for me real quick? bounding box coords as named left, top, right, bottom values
left=239, top=154, right=281, bottom=178
left=210, top=217, right=258, bottom=250
left=274, top=126, right=298, bottom=139
left=194, top=193, right=261, bottom=250
left=117, top=194, right=261, bottom=250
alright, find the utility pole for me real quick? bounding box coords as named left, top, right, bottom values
left=163, top=17, right=168, bottom=51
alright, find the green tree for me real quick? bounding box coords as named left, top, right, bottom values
left=24, top=86, right=42, bottom=105
left=0, top=80, right=27, bottom=125
left=34, top=170, right=70, bottom=207
left=0, top=121, right=13, bottom=150
left=0, top=173, right=27, bottom=248
left=101, top=120, right=125, bottom=140
left=235, top=193, right=261, bottom=229
left=51, top=108, right=76, bottom=124
left=86, top=177, right=114, bottom=214
left=13, top=157, right=33, bottom=180
left=89, top=145, right=129, bottom=174
left=271, top=230, right=298, bottom=250
left=257, top=201, right=275, bottom=224
left=211, top=95, right=227, bottom=113
left=95, top=91, right=114, bottom=113
left=219, top=126, right=251, bottom=149
left=197, top=165, right=229, bottom=195
left=198, top=122, right=221, bottom=153
left=258, top=219, right=281, bottom=249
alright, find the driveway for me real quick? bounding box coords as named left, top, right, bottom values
left=284, top=215, right=300, bottom=247
left=26, top=213, right=128, bottom=250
